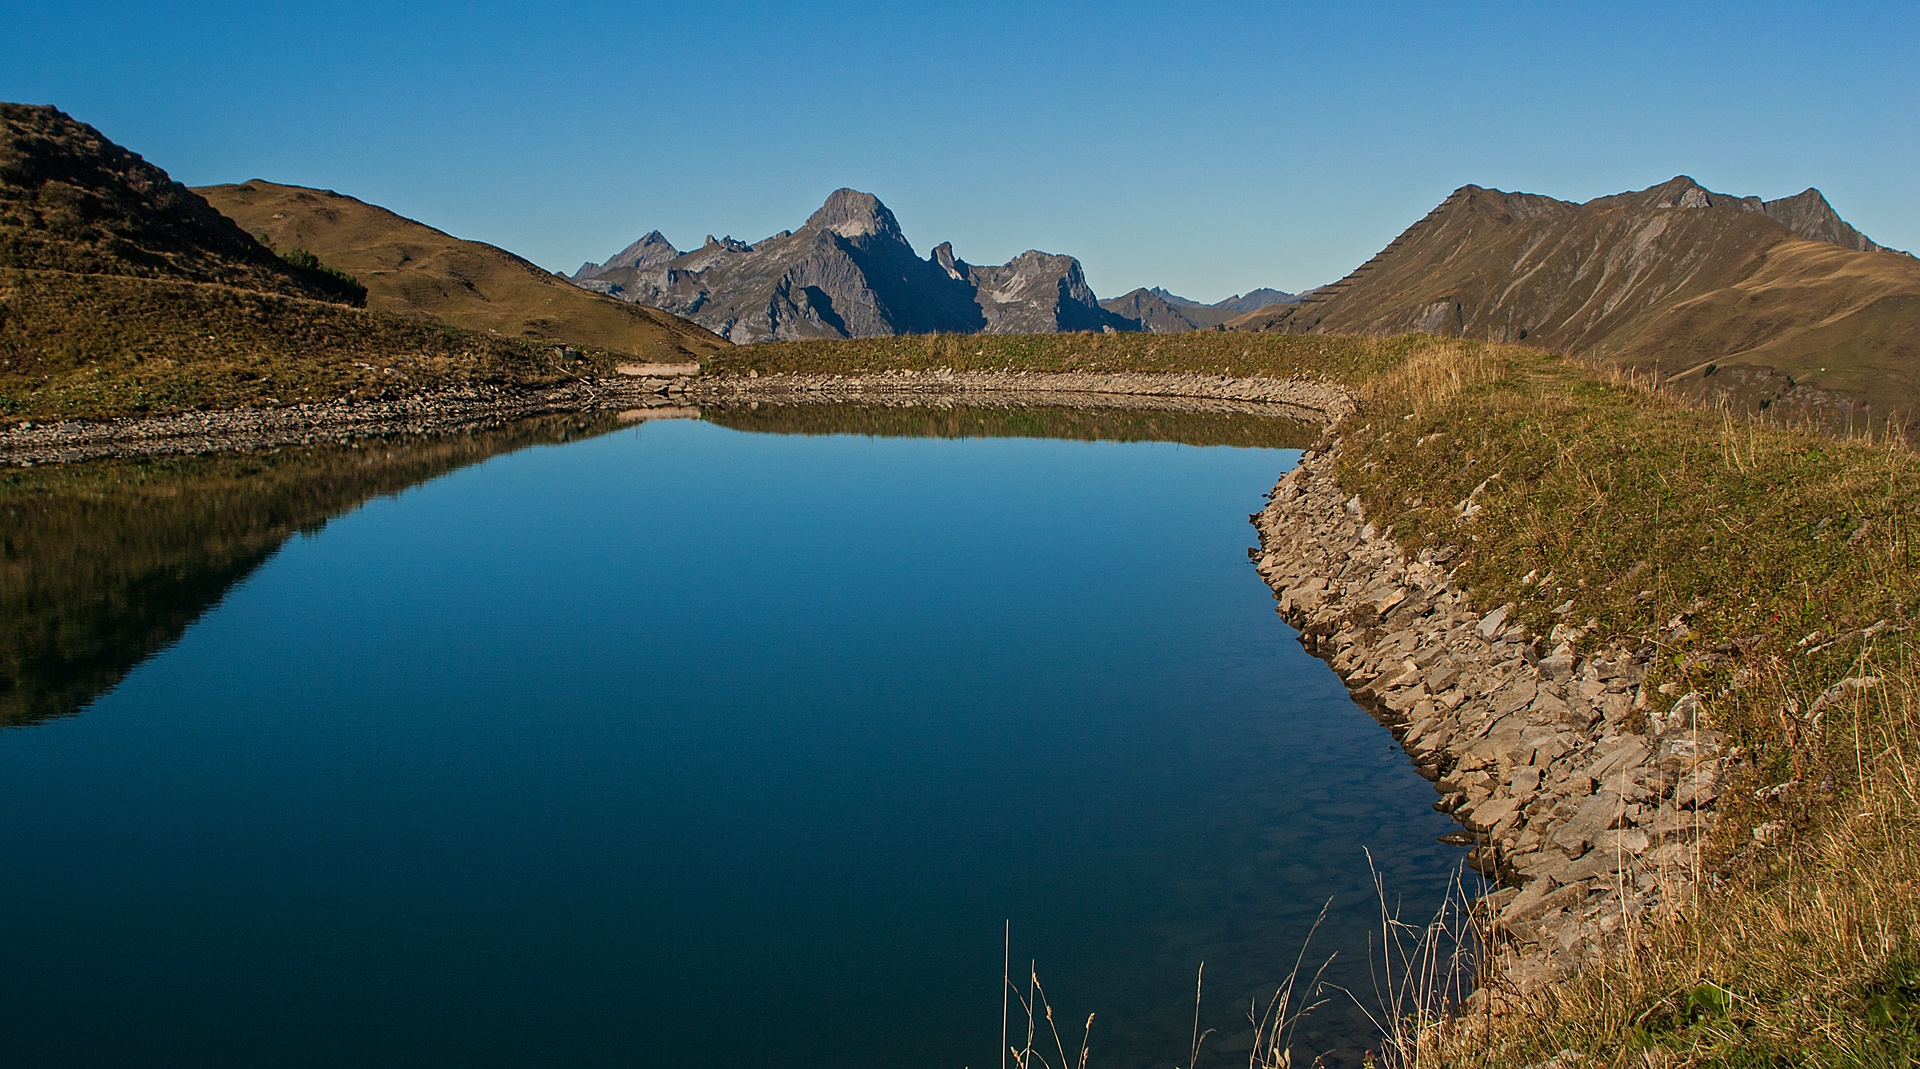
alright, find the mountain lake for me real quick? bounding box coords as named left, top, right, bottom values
left=0, top=405, right=1474, bottom=1068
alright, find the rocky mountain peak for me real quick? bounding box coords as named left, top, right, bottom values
left=575, top=229, right=678, bottom=279
left=930, top=241, right=966, bottom=280
left=804, top=188, right=905, bottom=243
left=1761, top=188, right=1884, bottom=252
left=567, top=188, right=1133, bottom=340
left=1644, top=175, right=1717, bottom=209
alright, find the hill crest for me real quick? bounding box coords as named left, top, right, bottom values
left=197, top=180, right=726, bottom=362
left=0, top=103, right=359, bottom=303
left=1229, top=175, right=1920, bottom=430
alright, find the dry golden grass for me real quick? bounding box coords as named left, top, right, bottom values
left=1332, top=342, right=1920, bottom=1066
left=196, top=181, right=727, bottom=363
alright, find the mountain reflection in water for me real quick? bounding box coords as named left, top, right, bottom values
left=0, top=404, right=1319, bottom=731
left=0, top=414, right=627, bottom=729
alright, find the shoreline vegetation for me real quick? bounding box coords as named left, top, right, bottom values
left=7, top=330, right=1919, bottom=1063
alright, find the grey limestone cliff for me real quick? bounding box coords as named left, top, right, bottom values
left=572, top=189, right=1134, bottom=342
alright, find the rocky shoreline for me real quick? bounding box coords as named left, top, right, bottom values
left=1253, top=434, right=1729, bottom=992
left=0, top=370, right=1347, bottom=465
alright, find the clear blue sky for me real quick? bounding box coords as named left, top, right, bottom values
left=5, top=1, right=1915, bottom=302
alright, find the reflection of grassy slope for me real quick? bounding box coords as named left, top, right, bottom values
left=196, top=181, right=728, bottom=362
left=706, top=403, right=1320, bottom=449
left=0, top=413, right=620, bottom=729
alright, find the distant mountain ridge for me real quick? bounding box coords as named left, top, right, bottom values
left=1099, top=285, right=1303, bottom=333
left=574, top=190, right=1144, bottom=341
left=1229, top=175, right=1920, bottom=429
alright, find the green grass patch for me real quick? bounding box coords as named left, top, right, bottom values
left=708, top=330, right=1423, bottom=382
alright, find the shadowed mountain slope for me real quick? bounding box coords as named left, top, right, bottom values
left=575, top=189, right=1133, bottom=342
left=1, top=103, right=361, bottom=303
left=199, top=181, right=726, bottom=362
left=1230, top=177, right=1920, bottom=429
left=0, top=104, right=661, bottom=420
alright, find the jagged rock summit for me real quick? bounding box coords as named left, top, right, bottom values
left=575, top=229, right=678, bottom=279
left=572, top=189, right=1136, bottom=341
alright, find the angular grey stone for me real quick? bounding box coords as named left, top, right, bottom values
left=1552, top=790, right=1623, bottom=857
left=1476, top=604, right=1510, bottom=640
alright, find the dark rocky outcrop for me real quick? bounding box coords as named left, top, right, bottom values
left=573, top=189, right=1135, bottom=341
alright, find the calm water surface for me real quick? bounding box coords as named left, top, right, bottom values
left=0, top=410, right=1469, bottom=1068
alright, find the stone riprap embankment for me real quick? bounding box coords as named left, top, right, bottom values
left=1254, top=437, right=1730, bottom=988
left=686, top=369, right=1351, bottom=421
left=0, top=371, right=1349, bottom=465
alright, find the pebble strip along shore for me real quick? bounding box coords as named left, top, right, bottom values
left=1254, top=435, right=1731, bottom=992
left=0, top=371, right=1350, bottom=466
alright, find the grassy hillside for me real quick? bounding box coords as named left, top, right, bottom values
left=196, top=180, right=727, bottom=362
left=1228, top=178, right=1920, bottom=436
left=0, top=271, right=621, bottom=419
left=0, top=104, right=721, bottom=423
left=703, top=329, right=1421, bottom=380
left=1337, top=344, right=1920, bottom=1065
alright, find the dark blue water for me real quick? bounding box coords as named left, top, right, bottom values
left=0, top=416, right=1468, bottom=1068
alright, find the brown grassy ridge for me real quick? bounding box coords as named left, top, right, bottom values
left=0, top=270, right=629, bottom=420
left=194, top=180, right=728, bottom=363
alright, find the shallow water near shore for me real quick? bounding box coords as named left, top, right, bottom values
left=0, top=408, right=1470, bottom=1068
